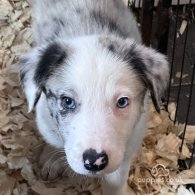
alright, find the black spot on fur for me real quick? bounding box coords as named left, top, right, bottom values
left=19, top=58, right=29, bottom=83
left=53, top=18, right=65, bottom=37
left=20, top=70, right=26, bottom=83
left=108, top=44, right=115, bottom=52
left=45, top=89, right=58, bottom=101
left=76, top=8, right=81, bottom=14
left=91, top=11, right=127, bottom=38
left=50, top=112, right=53, bottom=118
left=55, top=114, right=59, bottom=124
left=53, top=17, right=65, bottom=27
left=34, top=42, right=67, bottom=86
left=44, top=89, right=60, bottom=123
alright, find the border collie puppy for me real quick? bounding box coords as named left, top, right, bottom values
left=20, top=0, right=169, bottom=194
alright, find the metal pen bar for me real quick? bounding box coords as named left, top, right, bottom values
left=156, top=0, right=172, bottom=54
left=166, top=0, right=180, bottom=106
left=180, top=56, right=195, bottom=153
left=189, top=139, right=195, bottom=168
left=141, top=0, right=155, bottom=46
left=174, top=0, right=192, bottom=123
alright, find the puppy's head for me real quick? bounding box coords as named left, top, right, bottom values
left=20, top=35, right=169, bottom=175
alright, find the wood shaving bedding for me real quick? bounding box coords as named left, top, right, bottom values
left=0, top=0, right=194, bottom=194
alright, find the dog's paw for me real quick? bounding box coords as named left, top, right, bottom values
left=38, top=145, right=66, bottom=181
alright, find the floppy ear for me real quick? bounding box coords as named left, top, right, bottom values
left=100, top=36, right=169, bottom=112
left=19, top=42, right=67, bottom=112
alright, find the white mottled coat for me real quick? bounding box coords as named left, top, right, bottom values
left=20, top=0, right=169, bottom=194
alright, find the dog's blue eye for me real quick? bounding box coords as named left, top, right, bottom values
left=117, top=97, right=129, bottom=108
left=61, top=97, right=76, bottom=109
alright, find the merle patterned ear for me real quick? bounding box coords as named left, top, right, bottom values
left=100, top=36, right=169, bottom=112
left=124, top=43, right=169, bottom=112
left=19, top=42, right=67, bottom=112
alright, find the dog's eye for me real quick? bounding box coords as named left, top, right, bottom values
left=117, top=97, right=129, bottom=108
left=61, top=97, right=76, bottom=110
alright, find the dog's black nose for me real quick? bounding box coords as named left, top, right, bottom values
left=83, top=149, right=108, bottom=172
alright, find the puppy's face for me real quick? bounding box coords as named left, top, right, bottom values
left=42, top=39, right=145, bottom=175
left=20, top=36, right=169, bottom=175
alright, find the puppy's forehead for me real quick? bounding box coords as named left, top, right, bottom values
left=47, top=38, right=143, bottom=98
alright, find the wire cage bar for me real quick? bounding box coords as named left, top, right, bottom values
left=128, top=0, right=195, bottom=190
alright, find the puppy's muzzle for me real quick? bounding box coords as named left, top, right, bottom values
left=83, top=149, right=108, bottom=172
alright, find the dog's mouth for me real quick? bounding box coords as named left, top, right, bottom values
left=66, top=162, right=106, bottom=177
left=66, top=159, right=120, bottom=178
left=85, top=170, right=104, bottom=177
